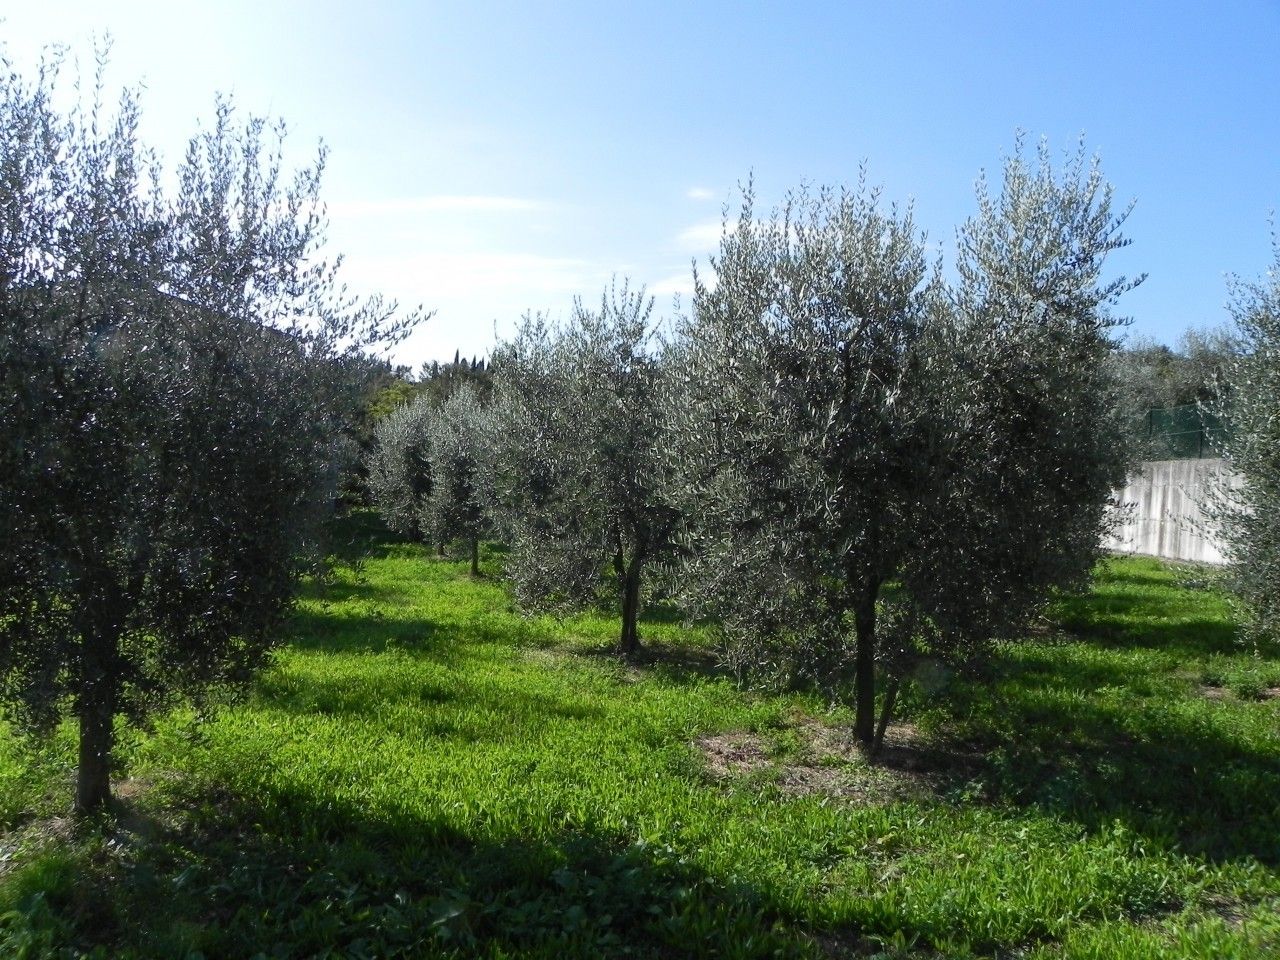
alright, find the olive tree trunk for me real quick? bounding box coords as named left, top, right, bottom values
left=618, top=556, right=644, bottom=658
left=75, top=624, right=119, bottom=815
left=853, top=589, right=878, bottom=746
left=874, top=676, right=901, bottom=751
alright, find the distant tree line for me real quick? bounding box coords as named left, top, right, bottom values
left=1110, top=329, right=1239, bottom=459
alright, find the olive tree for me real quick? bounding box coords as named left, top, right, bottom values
left=488, top=282, right=680, bottom=656
left=428, top=383, right=493, bottom=575
left=664, top=180, right=942, bottom=742
left=1211, top=237, right=1280, bottom=646
left=667, top=143, right=1136, bottom=746
left=367, top=396, right=437, bottom=542
left=0, top=49, right=421, bottom=813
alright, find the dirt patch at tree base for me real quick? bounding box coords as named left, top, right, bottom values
left=1197, top=684, right=1280, bottom=702
left=695, top=718, right=982, bottom=803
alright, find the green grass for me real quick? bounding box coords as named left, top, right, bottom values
left=0, top=524, right=1277, bottom=958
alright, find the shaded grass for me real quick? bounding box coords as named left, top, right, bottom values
left=917, top=557, right=1280, bottom=867
left=0, top=531, right=1277, bottom=958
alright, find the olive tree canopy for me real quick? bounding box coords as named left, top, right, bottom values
left=666, top=143, right=1136, bottom=746
left=488, top=282, right=680, bottom=656
left=664, top=179, right=942, bottom=742
left=1212, top=237, right=1280, bottom=647
left=367, top=396, right=437, bottom=543
left=428, top=383, right=494, bottom=575
left=0, top=49, right=423, bottom=813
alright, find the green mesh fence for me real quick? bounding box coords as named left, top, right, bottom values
left=1144, top=404, right=1228, bottom=460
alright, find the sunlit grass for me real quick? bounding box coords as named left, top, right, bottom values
left=0, top=525, right=1277, bottom=957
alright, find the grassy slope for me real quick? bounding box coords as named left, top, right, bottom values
left=0, top=522, right=1277, bottom=958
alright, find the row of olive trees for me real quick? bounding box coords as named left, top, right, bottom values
left=366, top=282, right=675, bottom=644
left=367, top=384, right=492, bottom=573
left=368, top=141, right=1139, bottom=749
left=0, top=50, right=423, bottom=813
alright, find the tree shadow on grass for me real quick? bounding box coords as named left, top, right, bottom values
left=20, top=780, right=815, bottom=959
left=1051, top=564, right=1240, bottom=658
left=879, top=564, right=1280, bottom=867
left=1056, top=610, right=1240, bottom=658
left=257, top=660, right=606, bottom=733
left=560, top=636, right=730, bottom=689
left=981, top=690, right=1277, bottom=865
left=914, top=643, right=1280, bottom=867
left=286, top=604, right=453, bottom=656
left=284, top=600, right=540, bottom=663
left=261, top=602, right=610, bottom=741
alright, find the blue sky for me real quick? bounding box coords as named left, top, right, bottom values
left=5, top=1, right=1279, bottom=368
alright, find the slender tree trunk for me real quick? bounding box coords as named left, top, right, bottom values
left=470, top=536, right=479, bottom=576
left=75, top=625, right=119, bottom=815
left=853, top=588, right=879, bottom=746
left=874, top=676, right=900, bottom=751
left=618, top=558, right=643, bottom=659
left=437, top=542, right=445, bottom=557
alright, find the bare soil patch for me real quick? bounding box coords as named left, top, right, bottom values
left=1200, top=891, right=1250, bottom=929
left=698, top=731, right=772, bottom=778
left=696, top=716, right=982, bottom=804
left=1197, top=684, right=1280, bottom=702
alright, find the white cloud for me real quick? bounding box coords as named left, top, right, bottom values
left=650, top=273, right=694, bottom=297
left=340, top=249, right=610, bottom=367
left=341, top=250, right=594, bottom=302
left=675, top=218, right=733, bottom=252
left=328, top=195, right=549, bottom=217
left=686, top=186, right=715, bottom=201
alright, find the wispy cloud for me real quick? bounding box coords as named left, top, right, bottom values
left=686, top=186, right=715, bottom=201
left=651, top=272, right=694, bottom=297
left=675, top=218, right=732, bottom=252
left=329, top=195, right=550, bottom=217
left=341, top=248, right=614, bottom=364
left=340, top=250, right=597, bottom=304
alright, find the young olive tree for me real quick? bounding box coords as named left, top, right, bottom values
left=367, top=396, right=437, bottom=542
left=667, top=144, right=1136, bottom=746
left=665, top=180, right=941, bottom=742
left=427, top=383, right=493, bottom=575
left=1211, top=236, right=1280, bottom=646
left=0, top=50, right=422, bottom=814
left=489, top=282, right=679, bottom=656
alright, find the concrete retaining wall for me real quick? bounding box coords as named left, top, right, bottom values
left=1103, top=458, right=1241, bottom=565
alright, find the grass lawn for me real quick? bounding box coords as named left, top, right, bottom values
left=0, top=517, right=1277, bottom=957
